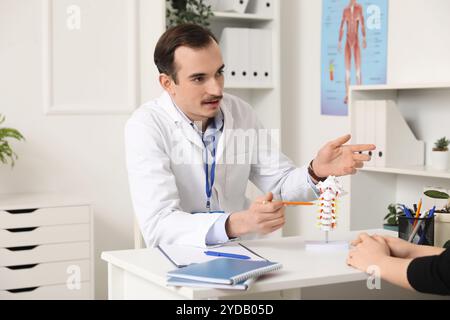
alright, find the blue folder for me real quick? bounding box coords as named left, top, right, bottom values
left=166, top=258, right=282, bottom=285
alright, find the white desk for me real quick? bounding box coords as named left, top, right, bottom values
left=101, top=229, right=406, bottom=300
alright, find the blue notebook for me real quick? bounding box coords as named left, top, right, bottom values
left=166, top=258, right=282, bottom=285
left=166, top=276, right=256, bottom=291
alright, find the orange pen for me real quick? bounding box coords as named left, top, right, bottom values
left=262, top=201, right=315, bottom=206
left=413, top=199, right=422, bottom=228
left=281, top=201, right=315, bottom=206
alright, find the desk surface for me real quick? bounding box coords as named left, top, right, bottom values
left=101, top=229, right=396, bottom=299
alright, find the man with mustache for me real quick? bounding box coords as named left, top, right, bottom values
left=125, top=24, right=375, bottom=248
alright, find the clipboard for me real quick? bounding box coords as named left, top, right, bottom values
left=158, top=243, right=268, bottom=268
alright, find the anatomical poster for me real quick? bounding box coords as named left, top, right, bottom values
left=321, top=0, right=388, bottom=116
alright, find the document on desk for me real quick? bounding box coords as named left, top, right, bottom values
left=158, top=243, right=267, bottom=268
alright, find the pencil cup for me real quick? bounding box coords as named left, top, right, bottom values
left=398, top=214, right=435, bottom=246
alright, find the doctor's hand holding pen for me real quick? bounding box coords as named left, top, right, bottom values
left=225, top=192, right=286, bottom=238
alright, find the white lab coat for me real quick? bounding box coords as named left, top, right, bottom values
left=125, top=91, right=317, bottom=248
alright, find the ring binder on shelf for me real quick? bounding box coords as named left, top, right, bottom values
left=249, top=28, right=272, bottom=87
left=246, top=0, right=274, bottom=17
left=220, top=28, right=250, bottom=86
left=221, top=28, right=273, bottom=87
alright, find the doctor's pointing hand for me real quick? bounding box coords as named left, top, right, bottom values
left=125, top=24, right=375, bottom=248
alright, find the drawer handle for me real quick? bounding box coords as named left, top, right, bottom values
left=6, top=245, right=38, bottom=252
left=7, top=287, right=39, bottom=294
left=6, top=227, right=39, bottom=233
left=5, top=209, right=38, bottom=214
left=7, top=264, right=39, bottom=270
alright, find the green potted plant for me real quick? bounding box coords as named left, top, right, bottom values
left=424, top=189, right=450, bottom=213
left=424, top=189, right=450, bottom=247
left=431, top=137, right=449, bottom=171
left=383, top=203, right=402, bottom=231
left=0, top=114, right=25, bottom=168
left=166, top=0, right=214, bottom=28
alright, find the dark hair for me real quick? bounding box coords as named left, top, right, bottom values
left=154, top=24, right=218, bottom=84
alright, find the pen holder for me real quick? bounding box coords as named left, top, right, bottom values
left=398, top=214, right=435, bottom=246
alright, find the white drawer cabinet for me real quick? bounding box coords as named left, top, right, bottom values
left=0, top=194, right=94, bottom=300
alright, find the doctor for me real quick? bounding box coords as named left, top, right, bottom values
left=125, top=24, right=375, bottom=248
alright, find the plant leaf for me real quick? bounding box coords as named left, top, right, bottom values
left=387, top=217, right=396, bottom=225
left=424, top=190, right=449, bottom=199
left=0, top=128, right=25, bottom=141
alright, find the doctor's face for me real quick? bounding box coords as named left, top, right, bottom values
left=165, top=41, right=225, bottom=123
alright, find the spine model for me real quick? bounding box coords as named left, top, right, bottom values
left=317, top=176, right=343, bottom=231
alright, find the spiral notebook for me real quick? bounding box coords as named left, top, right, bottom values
left=166, top=258, right=282, bottom=285
left=166, top=276, right=256, bottom=291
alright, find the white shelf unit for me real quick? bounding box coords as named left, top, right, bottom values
left=361, top=166, right=450, bottom=180
left=0, top=193, right=94, bottom=300
left=207, top=2, right=281, bottom=201
left=348, top=84, right=450, bottom=231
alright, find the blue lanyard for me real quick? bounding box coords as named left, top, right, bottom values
left=203, top=136, right=217, bottom=211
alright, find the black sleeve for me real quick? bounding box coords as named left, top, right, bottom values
left=407, top=248, right=450, bottom=295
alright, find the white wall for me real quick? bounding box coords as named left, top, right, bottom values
left=0, top=0, right=164, bottom=299
left=280, top=0, right=450, bottom=238
left=388, top=0, right=450, bottom=84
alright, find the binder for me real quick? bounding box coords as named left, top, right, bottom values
left=354, top=100, right=372, bottom=167
left=249, top=29, right=272, bottom=87
left=374, top=100, right=387, bottom=167
left=220, top=28, right=250, bottom=86
left=166, top=258, right=282, bottom=285
left=374, top=100, right=425, bottom=167
left=206, top=0, right=249, bottom=14
left=364, top=100, right=376, bottom=167
left=246, top=0, right=274, bottom=17
left=353, top=100, right=365, bottom=146
left=352, top=100, right=375, bottom=167
left=167, top=276, right=256, bottom=291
